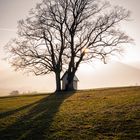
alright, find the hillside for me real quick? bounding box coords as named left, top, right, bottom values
left=0, top=86, right=140, bottom=140
left=78, top=62, right=140, bottom=89
left=1, top=61, right=140, bottom=96
left=0, top=68, right=54, bottom=96
left=127, top=61, right=140, bottom=70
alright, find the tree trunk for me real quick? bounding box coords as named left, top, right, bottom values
left=66, top=81, right=75, bottom=91
left=55, top=72, right=61, bottom=92
left=65, top=72, right=75, bottom=91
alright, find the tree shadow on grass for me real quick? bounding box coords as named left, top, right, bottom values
left=0, top=101, right=39, bottom=119
left=0, top=91, right=75, bottom=140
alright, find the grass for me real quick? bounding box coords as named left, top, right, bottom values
left=0, top=86, right=140, bottom=140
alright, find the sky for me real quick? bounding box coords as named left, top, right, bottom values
left=0, top=0, right=140, bottom=96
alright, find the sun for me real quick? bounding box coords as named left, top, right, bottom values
left=82, top=47, right=89, bottom=53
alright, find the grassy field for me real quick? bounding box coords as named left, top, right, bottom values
left=0, top=86, right=140, bottom=140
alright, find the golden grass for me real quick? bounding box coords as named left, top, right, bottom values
left=0, top=86, right=140, bottom=139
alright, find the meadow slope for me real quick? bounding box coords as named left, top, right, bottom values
left=0, top=87, right=140, bottom=140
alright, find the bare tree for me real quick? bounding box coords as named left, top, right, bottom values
left=6, top=0, right=69, bottom=92
left=9, top=90, right=19, bottom=96
left=60, top=0, right=133, bottom=91
left=5, top=0, right=132, bottom=92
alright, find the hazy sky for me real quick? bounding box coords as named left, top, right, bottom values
left=0, top=0, right=140, bottom=95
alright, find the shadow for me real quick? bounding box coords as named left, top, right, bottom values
left=0, top=102, right=38, bottom=119
left=0, top=91, right=75, bottom=140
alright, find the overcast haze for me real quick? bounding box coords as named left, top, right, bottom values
left=0, top=0, right=140, bottom=96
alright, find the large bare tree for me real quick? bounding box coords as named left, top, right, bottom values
left=6, top=0, right=132, bottom=92
left=59, top=0, right=133, bottom=90
left=6, top=0, right=69, bottom=92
